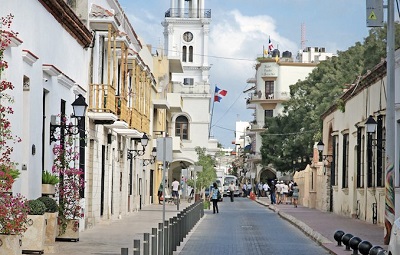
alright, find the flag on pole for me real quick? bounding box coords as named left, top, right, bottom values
left=214, top=86, right=227, bottom=102
left=268, top=37, right=274, bottom=54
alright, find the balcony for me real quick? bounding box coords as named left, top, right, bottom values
left=172, top=82, right=210, bottom=95
left=249, top=123, right=265, bottom=133
left=248, top=91, right=290, bottom=110
left=165, top=8, right=211, bottom=18
left=88, top=83, right=118, bottom=124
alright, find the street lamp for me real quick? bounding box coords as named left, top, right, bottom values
left=317, top=140, right=333, bottom=162
left=143, top=147, right=157, bottom=166
left=127, top=133, right=149, bottom=159
left=365, top=115, right=378, bottom=134
left=49, top=94, right=87, bottom=143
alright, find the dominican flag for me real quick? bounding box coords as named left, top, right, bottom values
left=268, top=37, right=274, bottom=54
left=214, top=86, right=227, bottom=102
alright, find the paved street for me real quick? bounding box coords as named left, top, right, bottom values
left=177, top=198, right=329, bottom=255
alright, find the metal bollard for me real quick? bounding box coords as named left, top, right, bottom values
left=334, top=230, right=345, bottom=246
left=169, top=218, right=173, bottom=255
left=121, top=248, right=129, bottom=255
left=177, top=214, right=182, bottom=244
left=163, top=220, right=169, bottom=255
left=369, top=245, right=385, bottom=255
left=158, top=223, right=163, bottom=255
left=172, top=217, right=178, bottom=250
left=341, top=233, right=354, bottom=251
left=152, top=228, right=157, bottom=255
left=144, top=233, right=150, bottom=255
left=349, top=236, right=362, bottom=255
left=358, top=240, right=372, bottom=255
left=133, top=239, right=140, bottom=255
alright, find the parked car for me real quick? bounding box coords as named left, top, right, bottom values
left=388, top=217, right=400, bottom=254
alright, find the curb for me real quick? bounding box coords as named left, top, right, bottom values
left=254, top=199, right=336, bottom=255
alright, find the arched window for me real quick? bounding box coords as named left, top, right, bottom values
left=189, top=46, right=193, bottom=62
left=182, top=46, right=187, bottom=62
left=175, top=116, right=189, bottom=140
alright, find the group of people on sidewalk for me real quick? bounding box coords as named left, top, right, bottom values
left=268, top=180, right=299, bottom=207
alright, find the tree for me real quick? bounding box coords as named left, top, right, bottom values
left=188, top=147, right=217, bottom=192
left=260, top=23, right=400, bottom=173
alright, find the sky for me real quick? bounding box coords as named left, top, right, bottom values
left=119, top=0, right=371, bottom=149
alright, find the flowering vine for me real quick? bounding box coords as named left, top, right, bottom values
left=52, top=118, right=84, bottom=234
left=0, top=13, right=28, bottom=236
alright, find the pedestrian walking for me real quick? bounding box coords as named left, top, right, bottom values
left=257, top=182, right=263, bottom=197
left=228, top=181, right=235, bottom=202
left=276, top=181, right=283, bottom=204
left=292, top=182, right=299, bottom=208
left=282, top=181, right=289, bottom=204
left=263, top=182, right=270, bottom=199
left=269, top=180, right=276, bottom=204
left=171, top=178, right=180, bottom=204
left=210, top=182, right=220, bottom=213
left=157, top=180, right=166, bottom=204
left=242, top=183, right=247, bottom=197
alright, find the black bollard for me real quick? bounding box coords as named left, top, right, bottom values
left=349, top=236, right=362, bottom=255
left=151, top=228, right=157, bottom=255
left=358, top=240, right=373, bottom=255
left=369, top=245, right=385, bottom=255
left=144, top=233, right=150, bottom=255
left=341, top=233, right=354, bottom=251
left=334, top=230, right=345, bottom=246
left=133, top=239, right=140, bottom=255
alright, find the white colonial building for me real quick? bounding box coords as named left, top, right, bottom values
left=245, top=48, right=333, bottom=182
left=161, top=0, right=218, bottom=181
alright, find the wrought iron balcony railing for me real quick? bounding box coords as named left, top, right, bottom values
left=165, top=8, right=211, bottom=18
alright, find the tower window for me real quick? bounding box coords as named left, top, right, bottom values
left=175, top=116, right=189, bottom=140
left=189, top=46, right=193, bottom=62
left=182, top=46, right=187, bottom=62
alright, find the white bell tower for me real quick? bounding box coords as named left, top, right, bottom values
left=162, top=0, right=214, bottom=160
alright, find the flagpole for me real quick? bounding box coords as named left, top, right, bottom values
left=263, top=45, right=265, bottom=58
left=209, top=85, right=216, bottom=139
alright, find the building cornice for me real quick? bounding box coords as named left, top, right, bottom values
left=38, top=0, right=93, bottom=48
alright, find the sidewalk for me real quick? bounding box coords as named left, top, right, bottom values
left=48, top=201, right=191, bottom=255
left=254, top=197, right=387, bottom=255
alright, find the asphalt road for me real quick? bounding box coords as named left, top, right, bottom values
left=177, top=197, right=330, bottom=255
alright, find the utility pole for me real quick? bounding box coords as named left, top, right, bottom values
left=384, top=0, right=395, bottom=245
left=366, top=0, right=394, bottom=244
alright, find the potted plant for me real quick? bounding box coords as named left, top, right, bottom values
left=42, top=170, right=59, bottom=195
left=37, top=196, right=59, bottom=249
left=0, top=193, right=29, bottom=255
left=21, top=199, right=47, bottom=253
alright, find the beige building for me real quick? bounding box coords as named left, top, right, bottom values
left=294, top=52, right=400, bottom=228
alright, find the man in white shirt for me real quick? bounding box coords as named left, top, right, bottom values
left=263, top=182, right=270, bottom=198
left=171, top=178, right=180, bottom=199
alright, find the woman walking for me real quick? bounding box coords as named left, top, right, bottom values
left=292, top=182, right=299, bottom=208
left=210, top=182, right=219, bottom=214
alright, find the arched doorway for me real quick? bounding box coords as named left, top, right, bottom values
left=258, top=167, right=276, bottom=183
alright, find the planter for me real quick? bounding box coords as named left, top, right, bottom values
left=0, top=234, right=22, bottom=255
left=56, top=219, right=79, bottom=242
left=21, top=215, right=46, bottom=253
left=41, top=184, right=56, bottom=196
left=44, top=212, right=58, bottom=245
